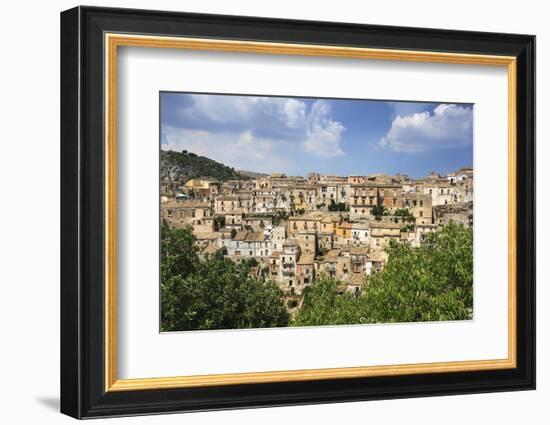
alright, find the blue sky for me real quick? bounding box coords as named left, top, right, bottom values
left=160, top=92, right=473, bottom=179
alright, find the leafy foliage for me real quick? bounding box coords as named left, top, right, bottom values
left=160, top=226, right=289, bottom=331
left=393, top=208, right=415, bottom=223
left=161, top=223, right=473, bottom=331
left=372, top=204, right=387, bottom=220
left=161, top=149, right=249, bottom=183
left=272, top=211, right=289, bottom=226
left=328, top=200, right=349, bottom=211
left=293, top=279, right=366, bottom=327
left=293, top=223, right=473, bottom=326
left=363, top=222, right=473, bottom=322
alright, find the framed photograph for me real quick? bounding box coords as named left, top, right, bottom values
left=60, top=6, right=535, bottom=419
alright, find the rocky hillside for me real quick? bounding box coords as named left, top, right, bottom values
left=161, top=149, right=251, bottom=183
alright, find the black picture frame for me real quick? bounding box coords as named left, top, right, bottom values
left=61, top=5, right=535, bottom=419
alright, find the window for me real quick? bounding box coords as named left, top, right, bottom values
left=420, top=211, right=423, bottom=217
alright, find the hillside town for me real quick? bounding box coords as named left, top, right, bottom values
left=161, top=164, right=473, bottom=299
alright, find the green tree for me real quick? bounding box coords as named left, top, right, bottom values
left=328, top=200, right=349, bottom=212
left=160, top=224, right=198, bottom=281
left=293, top=279, right=365, bottom=327
left=160, top=226, right=289, bottom=331
left=362, top=222, right=473, bottom=323
left=293, top=223, right=473, bottom=326
left=394, top=208, right=415, bottom=223
left=372, top=204, right=387, bottom=220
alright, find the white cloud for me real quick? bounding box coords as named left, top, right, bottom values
left=169, top=95, right=346, bottom=158
left=302, top=101, right=346, bottom=157
left=283, top=98, right=307, bottom=128
left=379, top=104, right=473, bottom=153
left=181, top=95, right=308, bottom=135
left=161, top=127, right=289, bottom=173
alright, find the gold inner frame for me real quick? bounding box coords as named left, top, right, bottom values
left=104, top=33, right=517, bottom=392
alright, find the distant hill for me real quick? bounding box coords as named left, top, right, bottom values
left=161, top=150, right=252, bottom=183
left=236, top=169, right=269, bottom=179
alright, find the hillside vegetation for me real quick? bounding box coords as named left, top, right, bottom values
left=161, top=149, right=250, bottom=183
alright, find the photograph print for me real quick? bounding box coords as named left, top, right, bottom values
left=160, top=92, right=474, bottom=332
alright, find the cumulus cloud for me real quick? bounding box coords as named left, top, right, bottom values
left=167, top=94, right=308, bottom=140
left=162, top=94, right=346, bottom=160
left=379, top=104, right=473, bottom=153
left=161, top=127, right=289, bottom=173
left=303, top=101, right=345, bottom=157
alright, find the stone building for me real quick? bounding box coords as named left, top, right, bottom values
left=296, top=231, right=318, bottom=256
left=433, top=202, right=473, bottom=227
left=381, top=185, right=404, bottom=211
left=349, top=184, right=380, bottom=219
left=403, top=193, right=433, bottom=225
left=214, top=194, right=253, bottom=215
left=369, top=221, right=402, bottom=251
left=350, top=222, right=370, bottom=245
left=296, top=253, right=315, bottom=289
left=280, top=240, right=301, bottom=293
left=288, top=212, right=325, bottom=236
left=243, top=214, right=272, bottom=232
left=252, top=191, right=276, bottom=213
left=161, top=200, right=212, bottom=229
left=268, top=226, right=287, bottom=252
left=223, top=230, right=269, bottom=258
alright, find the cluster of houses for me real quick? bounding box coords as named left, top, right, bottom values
left=161, top=168, right=473, bottom=297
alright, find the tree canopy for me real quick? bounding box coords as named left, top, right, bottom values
left=160, top=225, right=289, bottom=332
left=293, top=279, right=367, bottom=327
left=161, top=222, right=473, bottom=331
left=294, top=222, right=473, bottom=326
